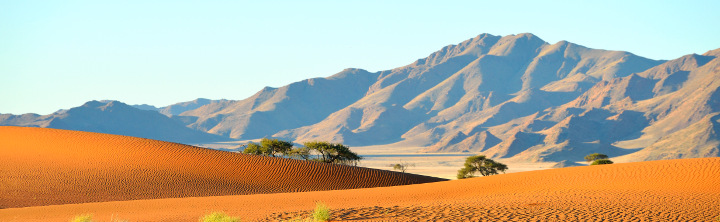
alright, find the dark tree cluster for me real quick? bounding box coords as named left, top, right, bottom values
left=585, top=153, right=614, bottom=165
left=242, top=138, right=362, bottom=166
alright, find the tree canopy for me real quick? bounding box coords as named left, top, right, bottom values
left=585, top=153, right=613, bottom=165
left=457, top=155, right=508, bottom=179
left=302, top=141, right=362, bottom=166
left=584, top=153, right=609, bottom=162
left=241, top=139, right=362, bottom=166
left=591, top=159, right=614, bottom=165
left=241, top=138, right=294, bottom=157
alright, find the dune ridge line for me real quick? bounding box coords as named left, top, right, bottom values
left=0, top=126, right=445, bottom=209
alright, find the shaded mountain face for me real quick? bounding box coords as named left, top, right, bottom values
left=177, top=34, right=661, bottom=145
left=166, top=32, right=714, bottom=163
left=181, top=68, right=381, bottom=139
left=0, top=101, right=227, bottom=144
left=163, top=33, right=684, bottom=162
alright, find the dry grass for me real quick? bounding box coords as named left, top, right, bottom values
left=311, top=202, right=330, bottom=222
left=199, top=212, right=241, bottom=222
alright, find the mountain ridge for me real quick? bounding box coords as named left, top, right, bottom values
left=3, top=33, right=719, bottom=163
left=1, top=100, right=227, bottom=143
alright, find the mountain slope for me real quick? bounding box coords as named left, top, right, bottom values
left=617, top=114, right=720, bottom=161
left=510, top=50, right=720, bottom=162
left=133, top=98, right=224, bottom=117
left=264, top=33, right=662, bottom=148
left=179, top=68, right=380, bottom=139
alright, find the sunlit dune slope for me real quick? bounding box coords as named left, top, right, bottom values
left=3, top=157, right=719, bottom=221
left=0, top=126, right=444, bottom=209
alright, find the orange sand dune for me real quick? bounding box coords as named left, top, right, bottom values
left=2, top=157, right=719, bottom=221
left=0, top=126, right=444, bottom=208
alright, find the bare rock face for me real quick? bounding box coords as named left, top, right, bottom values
left=621, top=113, right=720, bottom=161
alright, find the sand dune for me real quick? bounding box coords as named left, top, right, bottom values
left=2, top=155, right=719, bottom=221
left=0, top=126, right=444, bottom=209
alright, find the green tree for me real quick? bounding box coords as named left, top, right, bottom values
left=241, top=138, right=293, bottom=157
left=591, top=159, right=614, bottom=165
left=260, top=138, right=293, bottom=157
left=457, top=155, right=508, bottom=179
left=241, top=139, right=362, bottom=166
left=584, top=153, right=609, bottom=162
left=241, top=142, right=265, bottom=155
left=303, top=141, right=362, bottom=166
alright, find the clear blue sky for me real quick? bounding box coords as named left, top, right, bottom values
left=2, top=0, right=719, bottom=115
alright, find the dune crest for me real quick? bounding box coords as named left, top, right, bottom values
left=0, top=126, right=444, bottom=209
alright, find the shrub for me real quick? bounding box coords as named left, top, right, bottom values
left=70, top=214, right=94, bottom=222
left=389, top=162, right=415, bottom=173
left=591, top=159, right=614, bottom=165
left=312, top=202, right=331, bottom=222
left=200, top=212, right=241, bottom=222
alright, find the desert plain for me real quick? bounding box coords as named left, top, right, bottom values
left=1, top=126, right=719, bottom=221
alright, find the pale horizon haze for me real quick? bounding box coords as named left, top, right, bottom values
left=2, top=1, right=719, bottom=115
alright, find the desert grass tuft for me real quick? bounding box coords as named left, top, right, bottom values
left=70, top=214, right=94, bottom=222
left=200, top=212, right=241, bottom=222
left=312, top=202, right=331, bottom=222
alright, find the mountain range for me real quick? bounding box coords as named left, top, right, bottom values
left=0, top=100, right=225, bottom=144
left=3, top=33, right=719, bottom=162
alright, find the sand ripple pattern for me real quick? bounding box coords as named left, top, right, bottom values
left=1, top=126, right=719, bottom=221
left=260, top=157, right=720, bottom=221
left=0, top=126, right=444, bottom=208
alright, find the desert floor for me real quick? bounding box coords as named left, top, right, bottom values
left=2, top=157, right=719, bottom=221
left=198, top=141, right=558, bottom=179
left=2, top=127, right=719, bottom=221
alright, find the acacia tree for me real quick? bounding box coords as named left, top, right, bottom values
left=242, top=138, right=293, bottom=157
left=457, top=155, right=508, bottom=179
left=303, top=141, right=362, bottom=166
left=261, top=138, right=293, bottom=157
left=389, top=162, right=415, bottom=173
left=242, top=142, right=265, bottom=155
left=584, top=153, right=609, bottom=162
left=585, top=153, right=613, bottom=165
left=241, top=139, right=362, bottom=166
